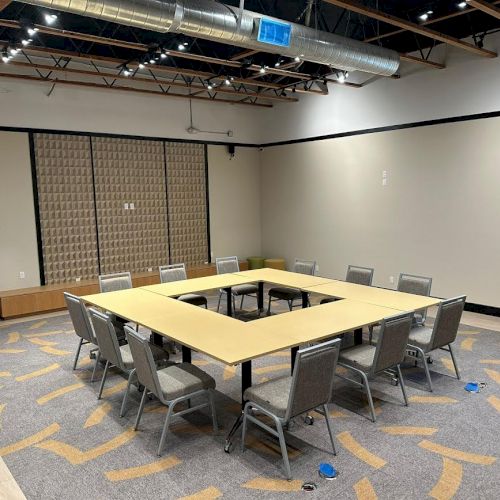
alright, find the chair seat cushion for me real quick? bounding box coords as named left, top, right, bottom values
left=120, top=343, right=169, bottom=370
left=177, top=293, right=207, bottom=307
left=243, top=376, right=292, bottom=418
left=338, top=344, right=376, bottom=372
left=157, top=363, right=215, bottom=401
left=268, top=287, right=301, bottom=301
left=408, top=326, right=433, bottom=350
left=231, top=284, right=258, bottom=296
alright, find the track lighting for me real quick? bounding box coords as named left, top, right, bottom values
left=160, top=52, right=167, bottom=59
left=44, top=13, right=58, bottom=25
left=294, top=56, right=301, bottom=62
left=337, top=70, right=348, bottom=83
left=123, top=67, right=131, bottom=76
left=275, top=58, right=284, bottom=67
left=457, top=1, right=467, bottom=8
left=149, top=58, right=156, bottom=64
left=26, top=26, right=39, bottom=36
left=224, top=78, right=231, bottom=85
left=418, top=10, right=433, bottom=21
left=138, top=63, right=145, bottom=69
left=21, top=38, right=32, bottom=46
left=1, top=49, right=9, bottom=63
left=259, top=65, right=267, bottom=74
left=9, top=47, right=19, bottom=56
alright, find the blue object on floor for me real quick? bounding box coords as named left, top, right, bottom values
left=465, top=382, right=480, bottom=393
left=319, top=463, right=337, bottom=479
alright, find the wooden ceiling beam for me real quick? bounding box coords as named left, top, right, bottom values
left=467, top=0, right=500, bottom=20
left=230, top=49, right=259, bottom=61
left=0, top=71, right=273, bottom=107
left=399, top=53, right=445, bottom=69
left=323, top=0, right=496, bottom=57
left=364, top=2, right=500, bottom=42
left=0, top=1, right=11, bottom=13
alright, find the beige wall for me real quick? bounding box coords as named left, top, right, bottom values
left=208, top=145, right=261, bottom=261
left=261, top=117, right=500, bottom=307
left=0, top=131, right=40, bottom=290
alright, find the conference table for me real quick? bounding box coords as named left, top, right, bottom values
left=81, top=268, right=441, bottom=450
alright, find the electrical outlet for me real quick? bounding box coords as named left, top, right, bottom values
left=130, top=202, right=135, bottom=210
left=389, top=275, right=394, bottom=284
left=19, top=271, right=25, bottom=279
left=124, top=203, right=129, bottom=210
left=147, top=267, right=153, bottom=272
left=75, top=277, right=81, bottom=282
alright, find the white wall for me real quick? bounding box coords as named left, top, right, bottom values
left=0, top=131, right=41, bottom=290
left=208, top=145, right=262, bottom=260
left=260, top=117, right=500, bottom=307
left=258, top=32, right=500, bottom=144
left=0, top=79, right=262, bottom=144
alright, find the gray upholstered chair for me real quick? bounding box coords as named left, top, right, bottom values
left=320, top=264, right=375, bottom=304
left=125, top=326, right=218, bottom=456
left=368, top=272, right=433, bottom=344
left=337, top=312, right=412, bottom=422
left=267, top=259, right=316, bottom=315
left=215, top=256, right=258, bottom=315
left=64, top=292, right=100, bottom=382
left=159, top=263, right=207, bottom=308
left=242, top=339, right=340, bottom=480
left=88, top=309, right=169, bottom=417
left=98, top=271, right=136, bottom=338
left=406, top=296, right=465, bottom=392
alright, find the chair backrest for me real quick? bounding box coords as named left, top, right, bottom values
left=215, top=256, right=239, bottom=275
left=346, top=265, right=374, bottom=286
left=430, top=296, right=466, bottom=350
left=285, top=339, right=340, bottom=421
left=397, top=273, right=432, bottom=297
left=125, top=326, right=164, bottom=401
left=159, top=263, right=187, bottom=284
left=372, top=312, right=413, bottom=374
left=64, top=292, right=96, bottom=344
left=88, top=308, right=125, bottom=370
left=98, top=272, right=132, bottom=293
left=293, top=259, right=316, bottom=276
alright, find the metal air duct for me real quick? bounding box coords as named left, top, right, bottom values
left=18, top=0, right=400, bottom=76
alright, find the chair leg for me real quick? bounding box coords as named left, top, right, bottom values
left=322, top=404, right=337, bottom=455
left=217, top=291, right=223, bottom=313
left=417, top=346, right=433, bottom=392
left=396, top=364, right=408, bottom=406
left=90, top=351, right=100, bottom=383
left=158, top=403, right=175, bottom=456
left=134, top=390, right=148, bottom=431
left=241, top=403, right=250, bottom=452
left=448, top=344, right=460, bottom=380
left=276, top=419, right=292, bottom=480
left=97, top=360, right=110, bottom=400
left=267, top=295, right=272, bottom=316
left=288, top=300, right=293, bottom=311
left=240, top=295, right=244, bottom=310
left=120, top=369, right=136, bottom=418
left=73, top=338, right=84, bottom=370
left=208, top=389, right=218, bottom=432
left=368, top=326, right=373, bottom=345
left=360, top=371, right=376, bottom=423
left=232, top=295, right=237, bottom=316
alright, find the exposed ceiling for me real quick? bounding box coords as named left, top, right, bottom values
left=0, top=0, right=499, bottom=108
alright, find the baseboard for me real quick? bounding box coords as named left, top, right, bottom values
left=464, top=302, right=500, bottom=317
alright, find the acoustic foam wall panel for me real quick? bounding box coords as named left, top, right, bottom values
left=165, top=142, right=208, bottom=266
left=34, top=133, right=99, bottom=284
left=91, top=137, right=169, bottom=274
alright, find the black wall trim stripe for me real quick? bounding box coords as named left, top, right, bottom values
left=204, top=143, right=212, bottom=264
left=2, top=109, right=500, bottom=149
left=262, top=110, right=500, bottom=148
left=464, top=302, right=500, bottom=318
left=163, top=142, right=172, bottom=265
left=28, top=132, right=45, bottom=286
left=88, top=136, right=102, bottom=275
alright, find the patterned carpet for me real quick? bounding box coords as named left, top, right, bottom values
left=0, top=291, right=499, bottom=499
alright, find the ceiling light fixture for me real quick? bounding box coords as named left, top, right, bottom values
left=259, top=65, right=267, bottom=74
left=26, top=26, right=39, bottom=36
left=9, top=47, right=19, bottom=55
left=457, top=1, right=467, bottom=8
left=1, top=49, right=9, bottom=63
left=418, top=10, right=433, bottom=21
left=160, top=52, right=167, bottom=59
left=139, top=62, right=145, bottom=69
left=21, top=38, right=32, bottom=46
left=44, top=13, right=58, bottom=25
left=294, top=56, right=300, bottom=62
left=337, top=70, right=348, bottom=83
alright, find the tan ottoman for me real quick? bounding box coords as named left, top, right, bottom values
left=264, top=258, right=286, bottom=271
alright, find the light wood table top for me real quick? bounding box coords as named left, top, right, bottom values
left=251, top=300, right=400, bottom=344
left=305, top=280, right=441, bottom=311
left=234, top=268, right=333, bottom=289
left=81, top=288, right=299, bottom=365
left=142, top=274, right=255, bottom=297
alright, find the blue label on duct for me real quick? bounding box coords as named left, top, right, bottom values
left=257, top=18, right=292, bottom=48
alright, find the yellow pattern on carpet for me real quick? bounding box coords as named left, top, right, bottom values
left=40, top=346, right=72, bottom=356
left=178, top=486, right=222, bottom=499
left=0, top=349, right=26, bottom=354
left=84, top=402, right=113, bottom=428
left=242, top=477, right=303, bottom=492
left=15, top=363, right=60, bottom=382
left=487, top=395, right=500, bottom=414
left=460, top=338, right=476, bottom=351
left=223, top=365, right=236, bottom=380
left=28, top=320, right=47, bottom=330
left=0, top=423, right=60, bottom=457
left=380, top=426, right=438, bottom=436
left=429, top=457, right=463, bottom=500
left=5, top=332, right=20, bottom=344
left=105, top=455, right=181, bottom=481
left=354, top=477, right=378, bottom=500
left=409, top=396, right=457, bottom=404
left=102, top=380, right=128, bottom=398
left=0, top=371, right=11, bottom=377
left=484, top=368, right=500, bottom=384
left=337, top=431, right=386, bottom=469
left=480, top=359, right=500, bottom=365
left=254, top=363, right=290, bottom=375
left=28, top=338, right=58, bottom=346
left=418, top=440, right=496, bottom=465
left=37, top=382, right=85, bottom=405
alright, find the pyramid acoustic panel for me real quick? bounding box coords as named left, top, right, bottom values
left=91, top=137, right=169, bottom=275
left=165, top=142, right=208, bottom=267
left=34, top=133, right=99, bottom=284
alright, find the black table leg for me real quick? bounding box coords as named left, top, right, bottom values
left=182, top=346, right=192, bottom=363
left=257, top=281, right=264, bottom=313
left=224, top=287, right=233, bottom=317
left=151, top=332, right=163, bottom=346
left=225, top=360, right=252, bottom=453
left=291, top=346, right=299, bottom=374
left=301, top=291, right=309, bottom=308
left=354, top=328, right=363, bottom=345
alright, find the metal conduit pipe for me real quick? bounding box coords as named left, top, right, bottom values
left=18, top=0, right=400, bottom=75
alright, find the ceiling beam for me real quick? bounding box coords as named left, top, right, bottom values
left=230, top=49, right=260, bottom=61
left=364, top=1, right=500, bottom=43
left=323, top=0, right=497, bottom=57
left=7, top=60, right=298, bottom=102
left=0, top=71, right=273, bottom=107
left=399, top=53, right=445, bottom=69
left=0, top=1, right=11, bottom=12
left=467, top=0, right=500, bottom=20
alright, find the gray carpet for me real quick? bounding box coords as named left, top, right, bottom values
left=0, top=289, right=499, bottom=499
